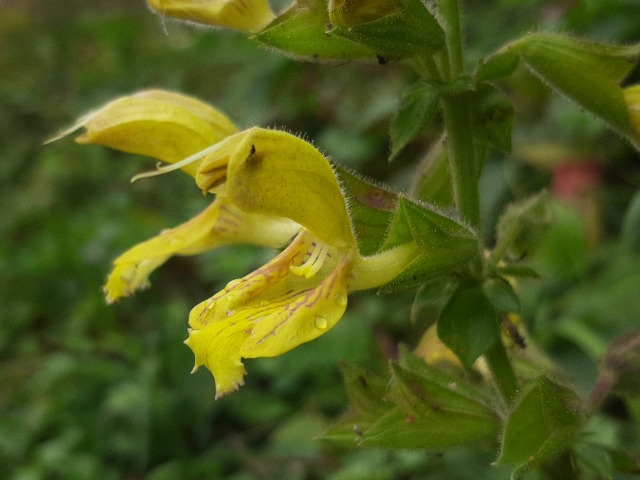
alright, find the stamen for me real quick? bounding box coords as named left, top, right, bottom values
left=129, top=141, right=228, bottom=183
left=290, top=239, right=329, bottom=279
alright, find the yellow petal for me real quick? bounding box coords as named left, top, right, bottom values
left=198, top=127, right=356, bottom=247
left=185, top=248, right=350, bottom=398
left=49, top=90, right=237, bottom=176
left=185, top=232, right=353, bottom=398
left=104, top=196, right=298, bottom=303
left=241, top=254, right=352, bottom=357
left=105, top=257, right=168, bottom=303
left=184, top=321, right=249, bottom=398
left=148, top=0, right=275, bottom=33
left=414, top=324, right=461, bottom=368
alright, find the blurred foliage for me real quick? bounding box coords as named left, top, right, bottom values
left=1, top=0, right=640, bottom=478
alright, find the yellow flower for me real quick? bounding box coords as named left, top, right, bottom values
left=147, top=0, right=275, bottom=33
left=183, top=127, right=418, bottom=397
left=624, top=85, right=640, bottom=144
left=54, top=92, right=418, bottom=398
left=50, top=90, right=298, bottom=302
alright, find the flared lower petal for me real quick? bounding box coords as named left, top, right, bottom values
left=104, top=196, right=298, bottom=303
left=185, top=232, right=353, bottom=398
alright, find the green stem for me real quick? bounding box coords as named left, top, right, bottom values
left=435, top=0, right=480, bottom=228
left=437, top=0, right=517, bottom=406
left=485, top=339, right=518, bottom=404
left=437, top=0, right=464, bottom=77
left=441, top=95, right=480, bottom=227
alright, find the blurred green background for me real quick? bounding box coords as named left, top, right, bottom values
left=2, top=0, right=640, bottom=478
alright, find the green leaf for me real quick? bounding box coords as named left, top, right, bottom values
left=396, top=346, right=497, bottom=408
left=518, top=33, right=640, bottom=138
left=340, top=362, right=389, bottom=417
left=437, top=284, right=500, bottom=368
left=482, top=277, right=520, bottom=314
left=401, top=198, right=478, bottom=253
left=497, top=376, right=583, bottom=475
left=333, top=164, right=398, bottom=256
left=253, top=0, right=376, bottom=60
left=409, top=277, right=454, bottom=324
left=379, top=198, right=479, bottom=292
left=390, top=83, right=440, bottom=159
left=318, top=362, right=391, bottom=447
left=357, top=351, right=500, bottom=449
left=328, top=0, right=445, bottom=57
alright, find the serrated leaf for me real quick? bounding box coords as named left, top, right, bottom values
left=253, top=0, right=376, bottom=60
left=333, top=163, right=397, bottom=256
left=357, top=404, right=499, bottom=449
left=328, top=0, right=445, bottom=57
left=518, top=33, right=640, bottom=138
left=437, top=284, right=500, bottom=368
left=318, top=362, right=392, bottom=447
left=358, top=358, right=501, bottom=451
left=390, top=83, right=440, bottom=159
left=397, top=346, right=498, bottom=409
left=388, top=364, right=496, bottom=419
left=497, top=376, right=583, bottom=473
left=401, top=197, right=477, bottom=253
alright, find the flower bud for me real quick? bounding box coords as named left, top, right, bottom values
left=147, top=0, right=275, bottom=33
left=328, top=0, right=396, bottom=29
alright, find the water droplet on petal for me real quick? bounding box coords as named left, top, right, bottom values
left=314, top=315, right=328, bottom=329
left=226, top=310, right=235, bottom=317
left=334, top=294, right=347, bottom=308
left=225, top=279, right=241, bottom=290
left=259, top=300, right=268, bottom=307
